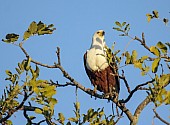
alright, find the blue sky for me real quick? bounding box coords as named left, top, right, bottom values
left=0, top=1, right=170, bottom=125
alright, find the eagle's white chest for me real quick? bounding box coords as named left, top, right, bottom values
left=86, top=48, right=109, bottom=71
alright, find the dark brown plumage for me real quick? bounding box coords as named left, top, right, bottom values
left=84, top=52, right=120, bottom=95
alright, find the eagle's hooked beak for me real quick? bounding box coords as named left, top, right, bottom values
left=97, top=31, right=105, bottom=37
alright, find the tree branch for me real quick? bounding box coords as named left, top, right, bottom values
left=119, top=79, right=155, bottom=103
left=119, top=70, right=131, bottom=93
left=134, top=33, right=150, bottom=52
left=153, top=108, right=170, bottom=125
left=130, top=95, right=151, bottom=125
left=23, top=106, right=46, bottom=125
left=56, top=47, right=61, bottom=65
left=18, top=44, right=135, bottom=123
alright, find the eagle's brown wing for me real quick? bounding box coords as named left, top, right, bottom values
left=84, top=52, right=120, bottom=94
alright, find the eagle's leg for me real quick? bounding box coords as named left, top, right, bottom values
left=93, top=85, right=97, bottom=94
left=91, top=85, right=97, bottom=99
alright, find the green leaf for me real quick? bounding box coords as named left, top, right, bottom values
left=38, top=23, right=56, bottom=35
left=156, top=88, right=166, bottom=105
left=165, top=91, right=170, bottom=105
left=34, top=65, right=39, bottom=78
left=141, top=56, right=148, bottom=62
left=112, top=27, right=122, bottom=31
left=99, top=108, right=104, bottom=117
left=152, top=10, right=159, bottom=18
left=125, top=51, right=131, bottom=64
left=146, top=14, right=153, bottom=22
left=111, top=43, right=115, bottom=50
left=49, top=98, right=58, bottom=106
left=47, top=24, right=54, bottom=28
left=156, top=41, right=167, bottom=54
left=18, top=62, right=24, bottom=71
left=87, top=108, right=94, bottom=118
left=6, top=120, right=13, bottom=125
left=23, top=31, right=31, bottom=41
left=74, top=102, right=80, bottom=110
left=134, top=62, right=142, bottom=69
left=15, top=68, right=21, bottom=74
left=159, top=74, right=170, bottom=86
left=141, top=66, right=150, bottom=76
left=43, top=106, right=49, bottom=111
left=150, top=46, right=160, bottom=57
left=11, top=74, right=18, bottom=83
left=31, top=97, right=35, bottom=101
left=68, top=117, right=78, bottom=122
left=37, top=21, right=46, bottom=30
left=2, top=33, right=19, bottom=43
left=115, top=21, right=122, bottom=27
left=152, top=58, right=160, bottom=73
left=35, top=108, right=42, bottom=114
left=6, top=70, right=12, bottom=76
left=42, top=85, right=56, bottom=97
left=124, top=24, right=130, bottom=32
left=28, top=21, right=37, bottom=34
left=58, top=113, right=65, bottom=124
left=116, top=56, right=121, bottom=63
left=25, top=57, right=32, bottom=71
left=122, top=22, right=126, bottom=26
left=119, top=34, right=126, bottom=36
left=163, top=18, right=169, bottom=25
left=29, top=116, right=36, bottom=120
left=131, top=50, right=137, bottom=63
left=37, top=29, right=53, bottom=35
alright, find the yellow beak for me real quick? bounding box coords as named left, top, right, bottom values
left=98, top=31, right=105, bottom=37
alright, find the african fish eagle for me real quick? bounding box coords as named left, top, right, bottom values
left=84, top=30, right=120, bottom=97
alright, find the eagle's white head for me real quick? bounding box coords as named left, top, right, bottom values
left=86, top=30, right=109, bottom=71
left=90, top=30, right=106, bottom=50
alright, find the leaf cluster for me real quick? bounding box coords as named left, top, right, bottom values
left=149, top=74, right=170, bottom=107
left=112, top=14, right=170, bottom=119
left=2, top=21, right=56, bottom=43
left=146, top=10, right=169, bottom=25
left=1, top=57, right=57, bottom=124
left=57, top=103, right=115, bottom=125
left=104, top=45, right=120, bottom=70
left=124, top=50, right=149, bottom=76
left=150, top=41, right=169, bottom=73
left=23, top=21, right=56, bottom=41
left=2, top=33, right=19, bottom=43
left=0, top=71, right=20, bottom=119
left=113, top=21, right=130, bottom=36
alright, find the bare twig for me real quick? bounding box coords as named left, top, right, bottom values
left=153, top=108, right=170, bottom=125
left=134, top=33, right=150, bottom=52
left=148, top=56, right=170, bottom=61
left=50, top=80, right=75, bottom=87
left=119, top=79, right=155, bottom=103
left=119, top=70, right=131, bottom=93
left=56, top=47, right=61, bottom=65
left=19, top=43, right=57, bottom=68
left=23, top=106, right=46, bottom=125
left=23, top=108, right=32, bottom=124
left=115, top=111, right=123, bottom=124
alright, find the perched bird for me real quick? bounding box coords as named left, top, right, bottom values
left=84, top=30, right=120, bottom=97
